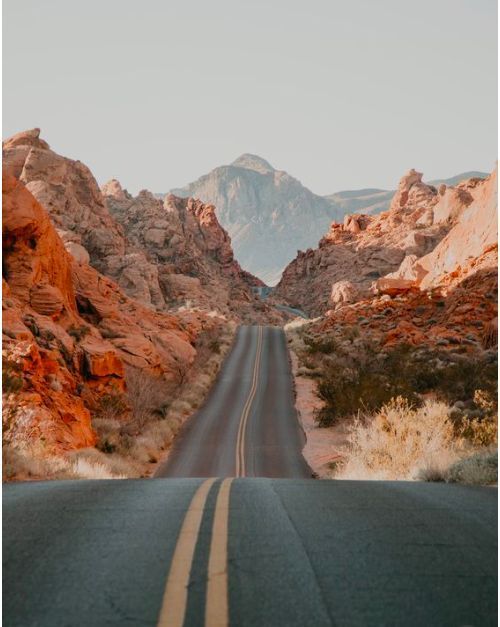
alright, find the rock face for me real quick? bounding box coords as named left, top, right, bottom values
left=170, top=155, right=487, bottom=285
left=102, top=181, right=278, bottom=323
left=280, top=167, right=497, bottom=354
left=276, top=170, right=451, bottom=315
left=2, top=172, right=222, bottom=456
left=170, top=154, right=342, bottom=285
left=2, top=129, right=164, bottom=308
left=3, top=130, right=276, bottom=323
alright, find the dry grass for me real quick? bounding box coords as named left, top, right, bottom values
left=334, top=397, right=459, bottom=481
left=4, top=322, right=236, bottom=482
left=445, top=449, right=497, bottom=485
left=3, top=445, right=132, bottom=481
left=88, top=322, right=236, bottom=477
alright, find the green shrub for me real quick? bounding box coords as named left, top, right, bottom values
left=303, top=334, right=337, bottom=355
left=67, top=325, right=91, bottom=342
left=308, top=337, right=497, bottom=428
left=2, top=359, right=23, bottom=395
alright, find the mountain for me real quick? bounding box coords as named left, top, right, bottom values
left=325, top=171, right=488, bottom=216
left=170, top=154, right=342, bottom=285
left=2, top=129, right=282, bottom=479
left=169, top=155, right=487, bottom=285
left=2, top=130, right=278, bottom=324
left=275, top=168, right=496, bottom=317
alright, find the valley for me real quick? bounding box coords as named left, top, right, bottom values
left=2, top=129, right=497, bottom=627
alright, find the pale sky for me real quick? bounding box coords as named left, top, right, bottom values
left=3, top=0, right=497, bottom=195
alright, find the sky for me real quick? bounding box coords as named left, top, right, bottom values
left=3, top=0, right=498, bottom=195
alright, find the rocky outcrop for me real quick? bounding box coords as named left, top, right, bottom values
left=287, top=167, right=497, bottom=355
left=2, top=129, right=168, bottom=309
left=276, top=169, right=449, bottom=316
left=3, top=130, right=277, bottom=323
left=170, top=155, right=487, bottom=285
left=2, top=173, right=218, bottom=456
left=102, top=182, right=280, bottom=323
left=276, top=169, right=497, bottom=317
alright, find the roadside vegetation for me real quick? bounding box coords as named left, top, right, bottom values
left=288, top=324, right=498, bottom=484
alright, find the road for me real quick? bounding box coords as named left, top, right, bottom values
left=4, top=479, right=497, bottom=626
left=156, top=325, right=311, bottom=478
left=3, top=324, right=498, bottom=626
left=274, top=303, right=309, bottom=319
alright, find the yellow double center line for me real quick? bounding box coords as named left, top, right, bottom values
left=235, top=325, right=263, bottom=478
left=157, top=478, right=234, bottom=627
left=157, top=326, right=264, bottom=626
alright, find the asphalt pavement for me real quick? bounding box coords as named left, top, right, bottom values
left=3, top=478, right=497, bottom=626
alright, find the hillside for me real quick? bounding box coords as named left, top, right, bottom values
left=276, top=169, right=494, bottom=317
left=170, top=154, right=341, bottom=285
left=170, top=155, right=486, bottom=284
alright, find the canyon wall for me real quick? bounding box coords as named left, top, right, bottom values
left=276, top=169, right=496, bottom=317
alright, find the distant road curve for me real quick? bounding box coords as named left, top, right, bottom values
left=274, top=303, right=309, bottom=319
left=156, top=325, right=311, bottom=478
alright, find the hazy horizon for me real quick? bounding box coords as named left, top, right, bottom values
left=3, top=0, right=497, bottom=196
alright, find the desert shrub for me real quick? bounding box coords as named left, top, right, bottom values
left=124, top=367, right=175, bottom=431
left=482, top=319, right=498, bottom=349
left=2, top=358, right=23, bottom=395
left=208, top=339, right=221, bottom=354
left=303, top=334, right=337, bottom=355
left=298, top=331, right=497, bottom=427
left=96, top=392, right=129, bottom=421
left=445, top=449, right=497, bottom=485
left=336, top=397, right=457, bottom=480
left=436, top=358, right=497, bottom=405
left=67, top=325, right=91, bottom=342
left=314, top=343, right=431, bottom=426
left=459, top=417, right=497, bottom=447
left=457, top=392, right=498, bottom=448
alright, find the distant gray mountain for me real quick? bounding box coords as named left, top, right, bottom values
left=325, top=171, right=488, bottom=216
left=429, top=171, right=488, bottom=187
left=170, top=154, right=342, bottom=285
left=167, top=160, right=487, bottom=285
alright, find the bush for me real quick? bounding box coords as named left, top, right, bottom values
left=336, top=397, right=457, bottom=481
left=2, top=359, right=23, bottom=395
left=296, top=332, right=497, bottom=428
left=67, top=325, right=91, bottom=342
left=436, top=359, right=497, bottom=405
left=446, top=450, right=497, bottom=485
left=96, top=392, right=129, bottom=421
left=303, top=334, right=337, bottom=355
left=314, top=343, right=430, bottom=426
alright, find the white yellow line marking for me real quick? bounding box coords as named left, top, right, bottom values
left=157, top=478, right=216, bottom=627
left=235, top=326, right=263, bottom=477
left=205, top=478, right=234, bottom=627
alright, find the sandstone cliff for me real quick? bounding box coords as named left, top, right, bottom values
left=102, top=180, right=275, bottom=322
left=276, top=169, right=494, bottom=317
left=3, top=173, right=216, bottom=458
left=3, top=130, right=276, bottom=323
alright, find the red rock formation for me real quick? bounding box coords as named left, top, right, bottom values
left=276, top=169, right=494, bottom=317
left=102, top=183, right=279, bottom=323
left=3, top=130, right=276, bottom=322
left=289, top=168, right=497, bottom=355
left=2, top=173, right=216, bottom=456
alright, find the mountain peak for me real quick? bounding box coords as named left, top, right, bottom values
left=231, top=153, right=275, bottom=174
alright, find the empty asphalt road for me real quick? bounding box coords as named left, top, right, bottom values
left=156, top=325, right=311, bottom=478
left=3, top=325, right=497, bottom=626
left=3, top=478, right=497, bottom=626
